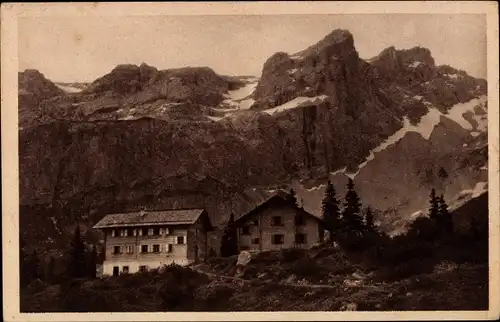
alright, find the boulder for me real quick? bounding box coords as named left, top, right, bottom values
left=236, top=251, right=252, bottom=267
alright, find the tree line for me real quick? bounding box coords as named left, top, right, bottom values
left=21, top=225, right=98, bottom=288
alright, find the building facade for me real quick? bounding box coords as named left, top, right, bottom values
left=93, top=208, right=213, bottom=276
left=235, top=192, right=325, bottom=252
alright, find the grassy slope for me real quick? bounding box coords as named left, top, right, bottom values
left=21, top=244, right=488, bottom=312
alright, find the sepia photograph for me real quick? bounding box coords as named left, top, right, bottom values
left=1, top=1, right=499, bottom=321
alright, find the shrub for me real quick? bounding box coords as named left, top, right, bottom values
left=194, top=281, right=238, bottom=310
left=288, top=256, right=327, bottom=280
left=279, top=248, right=306, bottom=263
left=158, top=264, right=210, bottom=310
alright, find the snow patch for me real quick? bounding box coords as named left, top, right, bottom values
left=347, top=96, right=486, bottom=177
left=207, top=116, right=223, bottom=122
left=263, top=95, right=329, bottom=115
left=119, top=115, right=137, bottom=121
left=460, top=182, right=488, bottom=199
left=56, top=84, right=82, bottom=93
left=445, top=73, right=459, bottom=79
left=409, top=61, right=423, bottom=68
left=306, top=184, right=326, bottom=192
left=480, top=165, right=488, bottom=171
left=410, top=210, right=423, bottom=219
left=227, top=82, right=258, bottom=102
left=443, top=96, right=487, bottom=131
left=288, top=68, right=299, bottom=75
left=414, top=95, right=423, bottom=100
left=330, top=167, right=347, bottom=177
left=221, top=80, right=259, bottom=111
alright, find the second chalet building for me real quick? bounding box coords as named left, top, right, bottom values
left=235, top=191, right=325, bottom=252
left=93, top=208, right=213, bottom=276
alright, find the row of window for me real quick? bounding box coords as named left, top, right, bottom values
left=112, top=237, right=185, bottom=255
left=241, top=215, right=306, bottom=235
left=243, top=233, right=307, bottom=246
left=112, top=265, right=149, bottom=276
left=110, top=227, right=172, bottom=237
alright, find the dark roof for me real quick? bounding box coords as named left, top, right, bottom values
left=93, top=208, right=213, bottom=230
left=235, top=192, right=324, bottom=226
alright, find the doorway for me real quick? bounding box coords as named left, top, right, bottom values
left=112, top=266, right=119, bottom=277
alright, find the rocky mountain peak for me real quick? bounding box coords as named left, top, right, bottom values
left=297, top=29, right=356, bottom=61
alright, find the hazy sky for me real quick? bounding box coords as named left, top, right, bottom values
left=18, top=14, right=486, bottom=82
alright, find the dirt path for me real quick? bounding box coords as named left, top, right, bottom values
left=190, top=266, right=376, bottom=290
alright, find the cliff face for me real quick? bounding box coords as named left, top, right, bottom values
left=18, top=29, right=488, bottom=254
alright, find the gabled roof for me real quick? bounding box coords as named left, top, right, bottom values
left=93, top=208, right=213, bottom=230
left=235, top=191, right=325, bottom=227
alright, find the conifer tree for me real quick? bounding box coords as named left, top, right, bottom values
left=66, top=224, right=86, bottom=279
left=437, top=194, right=453, bottom=234
left=428, top=188, right=440, bottom=221
left=364, top=207, right=375, bottom=233
left=220, top=212, right=238, bottom=257
left=286, top=188, right=298, bottom=207
left=342, top=178, right=363, bottom=236
left=321, top=180, right=341, bottom=239
left=87, top=245, right=97, bottom=279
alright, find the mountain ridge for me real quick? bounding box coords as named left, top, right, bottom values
left=18, top=28, right=488, bottom=254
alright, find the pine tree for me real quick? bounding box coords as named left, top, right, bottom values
left=437, top=194, right=453, bottom=234
left=342, top=178, right=363, bottom=236
left=66, top=224, right=86, bottom=279
left=220, top=212, right=238, bottom=257
left=286, top=188, right=298, bottom=207
left=428, top=188, right=440, bottom=221
left=87, top=245, right=97, bottom=279
left=321, top=180, right=341, bottom=239
left=364, top=207, right=375, bottom=232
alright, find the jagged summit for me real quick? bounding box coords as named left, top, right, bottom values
left=293, top=29, right=356, bottom=60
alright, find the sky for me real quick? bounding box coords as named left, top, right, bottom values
left=18, top=14, right=486, bottom=83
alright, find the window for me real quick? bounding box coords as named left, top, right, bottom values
left=165, top=227, right=171, bottom=235
left=141, top=228, right=148, bottom=236
left=272, top=234, right=284, bottom=245
left=166, top=244, right=173, bottom=253
left=111, top=229, right=116, bottom=237
left=294, top=214, right=305, bottom=226
left=177, top=236, right=185, bottom=245
left=242, top=226, right=250, bottom=235
left=148, top=228, right=154, bottom=236
left=153, top=244, right=160, bottom=253
left=153, top=227, right=160, bottom=235
left=295, top=233, right=307, bottom=244
left=139, top=265, right=148, bottom=272
left=127, top=228, right=134, bottom=236
left=126, top=245, right=134, bottom=254
left=252, top=237, right=259, bottom=245
left=141, top=245, right=148, bottom=253
left=122, top=266, right=129, bottom=274
left=272, top=216, right=283, bottom=226
left=113, top=246, right=121, bottom=254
